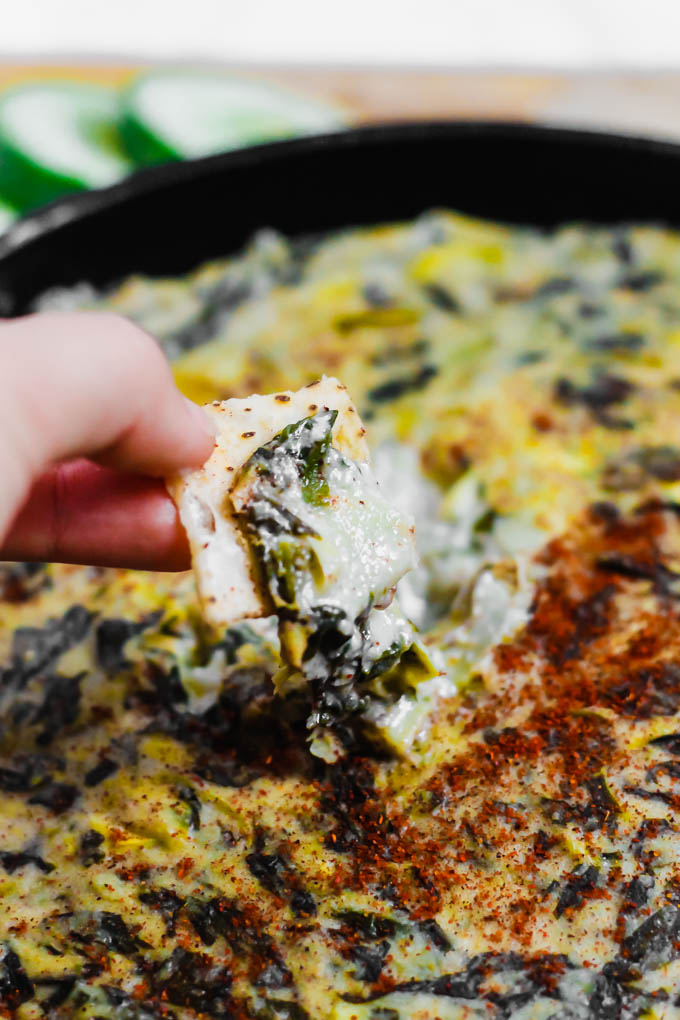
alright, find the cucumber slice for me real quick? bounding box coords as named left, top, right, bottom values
left=120, top=70, right=347, bottom=165
left=0, top=83, right=130, bottom=212
left=0, top=198, right=15, bottom=233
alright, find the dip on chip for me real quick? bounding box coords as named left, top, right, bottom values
left=168, top=376, right=438, bottom=756
left=166, top=377, right=374, bottom=626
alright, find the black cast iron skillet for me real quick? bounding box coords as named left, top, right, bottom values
left=1, top=120, right=679, bottom=314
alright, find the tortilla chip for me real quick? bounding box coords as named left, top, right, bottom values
left=167, top=377, right=370, bottom=627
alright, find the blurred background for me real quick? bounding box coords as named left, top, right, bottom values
left=1, top=0, right=679, bottom=231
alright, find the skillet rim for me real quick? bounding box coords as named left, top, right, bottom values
left=2, top=118, right=680, bottom=313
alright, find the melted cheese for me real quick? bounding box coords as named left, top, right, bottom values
left=11, top=209, right=680, bottom=1018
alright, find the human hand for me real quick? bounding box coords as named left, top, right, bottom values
left=0, top=312, right=215, bottom=571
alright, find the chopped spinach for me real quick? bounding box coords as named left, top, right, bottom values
left=0, top=561, right=50, bottom=603
left=0, top=752, right=60, bottom=793
left=194, top=757, right=260, bottom=789
left=555, top=864, right=599, bottom=917
left=33, top=671, right=84, bottom=744
left=621, top=270, right=664, bottom=291
left=84, top=757, right=119, bottom=787
left=147, top=660, right=188, bottom=707
left=34, top=975, right=77, bottom=1009
left=621, top=906, right=680, bottom=969
left=184, top=895, right=270, bottom=957
left=422, top=282, right=460, bottom=312
left=0, top=946, right=33, bottom=1010
left=362, top=282, right=394, bottom=307
left=247, top=842, right=317, bottom=917
left=255, top=960, right=294, bottom=989
left=534, top=277, right=575, bottom=299
left=153, top=947, right=232, bottom=1018
left=621, top=874, right=654, bottom=912
left=650, top=732, right=680, bottom=758
left=102, top=984, right=174, bottom=1020
left=185, top=897, right=221, bottom=946
left=335, top=911, right=397, bottom=941
left=168, top=275, right=251, bottom=353
left=96, top=612, right=161, bottom=671
left=0, top=848, right=54, bottom=874
left=85, top=911, right=149, bottom=955
left=597, top=555, right=680, bottom=600
left=612, top=237, right=634, bottom=264
left=602, top=445, right=680, bottom=491
left=588, top=966, right=647, bottom=1019
left=28, top=780, right=79, bottom=814
left=344, top=951, right=570, bottom=1009
left=554, top=371, right=636, bottom=430
left=367, top=364, right=437, bottom=404
left=584, top=774, right=619, bottom=831
left=238, top=409, right=336, bottom=508
left=290, top=890, right=317, bottom=918
left=417, top=919, right=451, bottom=951
left=349, top=940, right=390, bottom=983
left=79, top=829, right=105, bottom=866
left=587, top=332, right=644, bottom=353
left=2, top=604, right=93, bottom=687
left=139, top=888, right=185, bottom=935
left=176, top=785, right=202, bottom=831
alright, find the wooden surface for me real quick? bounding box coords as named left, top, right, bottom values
left=0, top=64, right=680, bottom=140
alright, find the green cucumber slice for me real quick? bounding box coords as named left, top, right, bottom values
left=120, top=70, right=347, bottom=165
left=0, top=83, right=130, bottom=212
left=0, top=198, right=15, bottom=233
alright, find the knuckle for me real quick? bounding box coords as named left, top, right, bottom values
left=86, top=313, right=170, bottom=385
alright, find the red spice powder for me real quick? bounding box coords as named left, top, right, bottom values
left=315, top=504, right=680, bottom=945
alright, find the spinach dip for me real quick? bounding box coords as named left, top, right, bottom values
left=2, top=209, right=680, bottom=1017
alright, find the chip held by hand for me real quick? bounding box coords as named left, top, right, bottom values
left=166, top=376, right=376, bottom=627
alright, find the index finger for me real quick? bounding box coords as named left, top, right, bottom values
left=0, top=312, right=215, bottom=543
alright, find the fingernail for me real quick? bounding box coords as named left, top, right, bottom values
left=182, top=397, right=216, bottom=439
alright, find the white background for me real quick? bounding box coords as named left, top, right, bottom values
left=4, top=0, right=680, bottom=67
